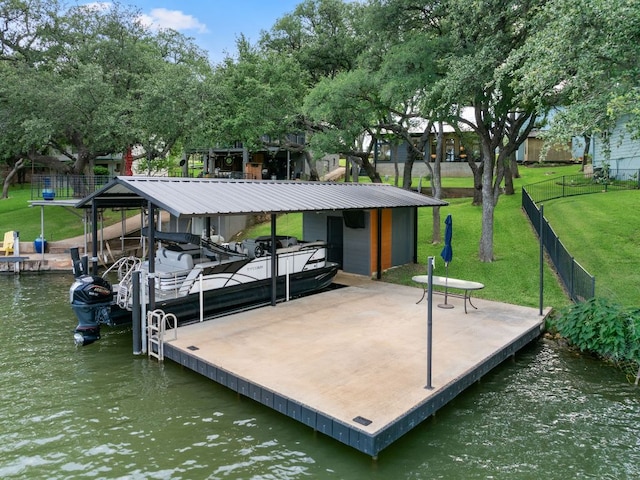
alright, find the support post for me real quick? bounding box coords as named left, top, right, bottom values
left=13, top=231, right=20, bottom=273
left=376, top=208, right=382, bottom=280
left=91, top=200, right=99, bottom=275
left=539, top=204, right=544, bottom=316
left=271, top=213, right=277, bottom=306
left=148, top=202, right=156, bottom=311
left=426, top=256, right=434, bottom=390
left=132, top=270, right=142, bottom=355
left=412, top=207, right=418, bottom=264
left=39, top=205, right=45, bottom=262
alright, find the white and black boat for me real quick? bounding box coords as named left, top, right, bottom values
left=70, top=231, right=339, bottom=345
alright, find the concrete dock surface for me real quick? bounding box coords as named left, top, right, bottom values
left=164, top=272, right=549, bottom=456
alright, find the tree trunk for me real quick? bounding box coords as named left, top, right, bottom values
left=431, top=123, right=444, bottom=243
left=354, top=152, right=381, bottom=183
left=303, top=150, right=320, bottom=181
left=511, top=151, right=520, bottom=179
left=392, top=143, right=399, bottom=186
left=467, top=158, right=483, bottom=205
left=503, top=150, right=515, bottom=195
left=1, top=159, right=24, bottom=199
left=402, top=145, right=415, bottom=190
left=478, top=144, right=496, bottom=262
left=581, top=134, right=592, bottom=171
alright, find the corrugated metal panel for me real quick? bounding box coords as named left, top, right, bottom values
left=76, top=177, right=447, bottom=217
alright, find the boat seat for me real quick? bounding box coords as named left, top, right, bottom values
left=0, top=231, right=15, bottom=256
left=155, top=248, right=194, bottom=271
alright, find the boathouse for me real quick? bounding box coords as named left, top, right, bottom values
left=75, top=177, right=447, bottom=278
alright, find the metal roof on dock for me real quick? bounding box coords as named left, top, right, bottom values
left=75, top=176, right=446, bottom=217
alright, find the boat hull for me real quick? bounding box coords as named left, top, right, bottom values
left=107, top=263, right=339, bottom=326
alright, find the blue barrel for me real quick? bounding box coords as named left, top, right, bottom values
left=42, top=190, right=55, bottom=200
left=34, top=237, right=47, bottom=253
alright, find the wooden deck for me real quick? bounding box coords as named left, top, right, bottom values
left=163, top=273, right=549, bottom=457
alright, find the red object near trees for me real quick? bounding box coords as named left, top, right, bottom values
left=124, top=147, right=133, bottom=176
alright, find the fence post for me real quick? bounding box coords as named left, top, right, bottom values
left=539, top=204, right=544, bottom=315
left=570, top=257, right=575, bottom=302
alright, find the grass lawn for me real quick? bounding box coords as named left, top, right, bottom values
left=543, top=190, right=640, bottom=307
left=240, top=164, right=584, bottom=310
left=0, top=186, right=125, bottom=242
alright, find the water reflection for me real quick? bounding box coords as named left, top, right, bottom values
left=1, top=275, right=638, bottom=479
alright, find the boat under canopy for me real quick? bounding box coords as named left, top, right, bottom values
left=70, top=232, right=339, bottom=345
left=69, top=177, right=447, bottom=347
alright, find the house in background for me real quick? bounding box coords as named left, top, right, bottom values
left=516, top=130, right=574, bottom=163
left=185, top=134, right=338, bottom=181
left=372, top=113, right=481, bottom=179
left=592, top=115, right=640, bottom=177
left=516, top=108, right=596, bottom=165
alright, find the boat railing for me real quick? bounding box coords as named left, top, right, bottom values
left=296, top=241, right=327, bottom=250
left=103, top=256, right=142, bottom=310
left=147, top=266, right=207, bottom=300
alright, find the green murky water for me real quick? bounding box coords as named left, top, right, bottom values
left=1, top=274, right=638, bottom=479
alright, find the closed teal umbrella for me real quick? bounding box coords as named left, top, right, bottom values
left=439, top=215, right=454, bottom=309
left=440, top=214, right=453, bottom=264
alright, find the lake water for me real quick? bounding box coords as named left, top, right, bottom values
left=1, top=274, right=639, bottom=479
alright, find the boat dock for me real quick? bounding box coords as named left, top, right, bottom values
left=162, top=273, right=549, bottom=457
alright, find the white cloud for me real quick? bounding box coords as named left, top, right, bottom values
left=138, top=8, right=208, bottom=34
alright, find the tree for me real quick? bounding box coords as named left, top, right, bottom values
left=303, top=69, right=382, bottom=182
left=256, top=0, right=369, bottom=180
left=416, top=0, right=541, bottom=261
left=202, top=38, right=320, bottom=178
left=0, top=0, right=209, bottom=188
left=260, top=0, right=366, bottom=84
left=512, top=0, right=640, bottom=157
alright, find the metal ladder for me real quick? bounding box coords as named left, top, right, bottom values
left=147, top=309, right=177, bottom=361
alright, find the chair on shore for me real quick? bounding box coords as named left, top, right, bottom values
left=0, top=231, right=15, bottom=256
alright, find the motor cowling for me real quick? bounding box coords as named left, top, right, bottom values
left=70, top=275, right=113, bottom=305
left=70, top=275, right=113, bottom=346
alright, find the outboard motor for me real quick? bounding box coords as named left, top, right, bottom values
left=69, top=275, right=113, bottom=346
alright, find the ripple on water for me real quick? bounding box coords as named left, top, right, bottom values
left=2, top=276, right=640, bottom=479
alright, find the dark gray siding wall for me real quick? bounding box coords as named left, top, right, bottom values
left=342, top=214, right=371, bottom=276
left=303, top=211, right=372, bottom=276
left=391, top=207, right=415, bottom=266
left=302, top=212, right=326, bottom=243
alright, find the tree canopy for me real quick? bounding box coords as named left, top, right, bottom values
left=0, top=0, right=210, bottom=177
left=1, top=0, right=638, bottom=260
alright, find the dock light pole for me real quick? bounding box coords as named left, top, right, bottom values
left=426, top=256, right=434, bottom=390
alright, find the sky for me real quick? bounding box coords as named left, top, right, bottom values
left=87, top=1, right=303, bottom=64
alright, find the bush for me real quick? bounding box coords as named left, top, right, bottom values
left=552, top=298, right=640, bottom=375
left=94, top=166, right=109, bottom=176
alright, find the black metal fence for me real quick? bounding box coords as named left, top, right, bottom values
left=31, top=174, right=113, bottom=201
left=523, top=192, right=596, bottom=302
left=522, top=168, right=639, bottom=302
left=525, top=169, right=640, bottom=204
